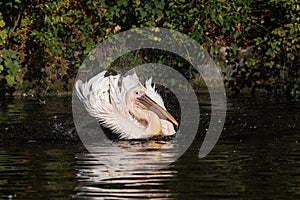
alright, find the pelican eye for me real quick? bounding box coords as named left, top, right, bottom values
left=135, top=91, right=139, bottom=95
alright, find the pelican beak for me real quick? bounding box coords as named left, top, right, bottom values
left=137, top=94, right=179, bottom=127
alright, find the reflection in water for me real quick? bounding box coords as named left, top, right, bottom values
left=0, top=134, right=299, bottom=199
left=87, top=139, right=179, bottom=171
left=74, top=129, right=300, bottom=200
left=75, top=140, right=178, bottom=199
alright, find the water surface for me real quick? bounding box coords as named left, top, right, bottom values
left=0, top=95, right=299, bottom=199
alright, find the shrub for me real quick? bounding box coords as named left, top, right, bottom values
left=0, top=0, right=298, bottom=97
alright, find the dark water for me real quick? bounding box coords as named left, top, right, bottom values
left=0, top=95, right=299, bottom=199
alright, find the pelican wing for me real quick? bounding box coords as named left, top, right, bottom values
left=144, top=78, right=165, bottom=109
left=75, top=71, right=148, bottom=139
left=122, top=71, right=142, bottom=92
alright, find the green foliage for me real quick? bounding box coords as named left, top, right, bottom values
left=0, top=0, right=298, bottom=97
left=227, top=0, right=300, bottom=96
left=0, top=49, right=20, bottom=91
left=0, top=13, right=7, bottom=46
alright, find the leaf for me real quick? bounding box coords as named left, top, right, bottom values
left=230, top=43, right=238, bottom=56
left=5, top=74, right=15, bottom=86
left=9, top=62, right=19, bottom=75
left=233, top=30, right=240, bottom=39
left=0, top=20, right=5, bottom=28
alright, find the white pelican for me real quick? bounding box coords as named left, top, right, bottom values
left=75, top=70, right=178, bottom=139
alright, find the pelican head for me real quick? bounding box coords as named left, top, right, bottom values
left=126, top=86, right=178, bottom=136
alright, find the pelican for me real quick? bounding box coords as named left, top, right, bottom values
left=75, top=70, right=178, bottom=139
